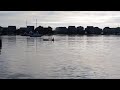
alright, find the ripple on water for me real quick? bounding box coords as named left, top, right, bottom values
left=7, top=73, right=33, bottom=79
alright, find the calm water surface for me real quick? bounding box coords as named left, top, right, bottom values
left=0, top=35, right=120, bottom=79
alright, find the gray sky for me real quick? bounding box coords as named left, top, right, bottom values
left=0, top=11, right=120, bottom=29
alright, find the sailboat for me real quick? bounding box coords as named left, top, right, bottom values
left=29, top=19, right=43, bottom=37
left=30, top=31, right=43, bottom=37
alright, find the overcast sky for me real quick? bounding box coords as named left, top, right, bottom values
left=0, top=11, right=120, bottom=29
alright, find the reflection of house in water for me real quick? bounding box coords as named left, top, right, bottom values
left=7, top=36, right=16, bottom=46
left=0, top=37, right=2, bottom=54
left=26, top=37, right=35, bottom=46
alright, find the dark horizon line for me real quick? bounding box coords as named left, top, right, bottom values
left=1, top=25, right=120, bottom=36
left=1, top=25, right=120, bottom=30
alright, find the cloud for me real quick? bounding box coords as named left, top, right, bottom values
left=0, top=11, right=120, bottom=28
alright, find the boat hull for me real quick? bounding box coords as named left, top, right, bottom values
left=30, top=34, right=42, bottom=37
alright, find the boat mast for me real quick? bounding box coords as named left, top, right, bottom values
left=26, top=20, right=27, bottom=27
left=36, top=19, right=37, bottom=28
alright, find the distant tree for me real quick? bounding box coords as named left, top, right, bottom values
left=77, top=26, right=85, bottom=35
left=68, top=26, right=77, bottom=35
left=54, top=27, right=68, bottom=34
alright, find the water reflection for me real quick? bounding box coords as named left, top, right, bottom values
left=1, top=35, right=120, bottom=79
left=26, top=37, right=35, bottom=46
left=7, top=36, right=16, bottom=46
left=7, top=73, right=33, bottom=79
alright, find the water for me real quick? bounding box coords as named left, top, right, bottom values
left=0, top=35, right=120, bottom=79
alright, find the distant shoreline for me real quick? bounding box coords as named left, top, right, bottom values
left=1, top=26, right=120, bottom=36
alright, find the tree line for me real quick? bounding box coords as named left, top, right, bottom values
left=0, top=25, right=120, bottom=35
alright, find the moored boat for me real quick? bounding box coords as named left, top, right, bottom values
left=30, top=34, right=43, bottom=37
left=29, top=31, right=43, bottom=37
left=43, top=38, right=54, bottom=41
